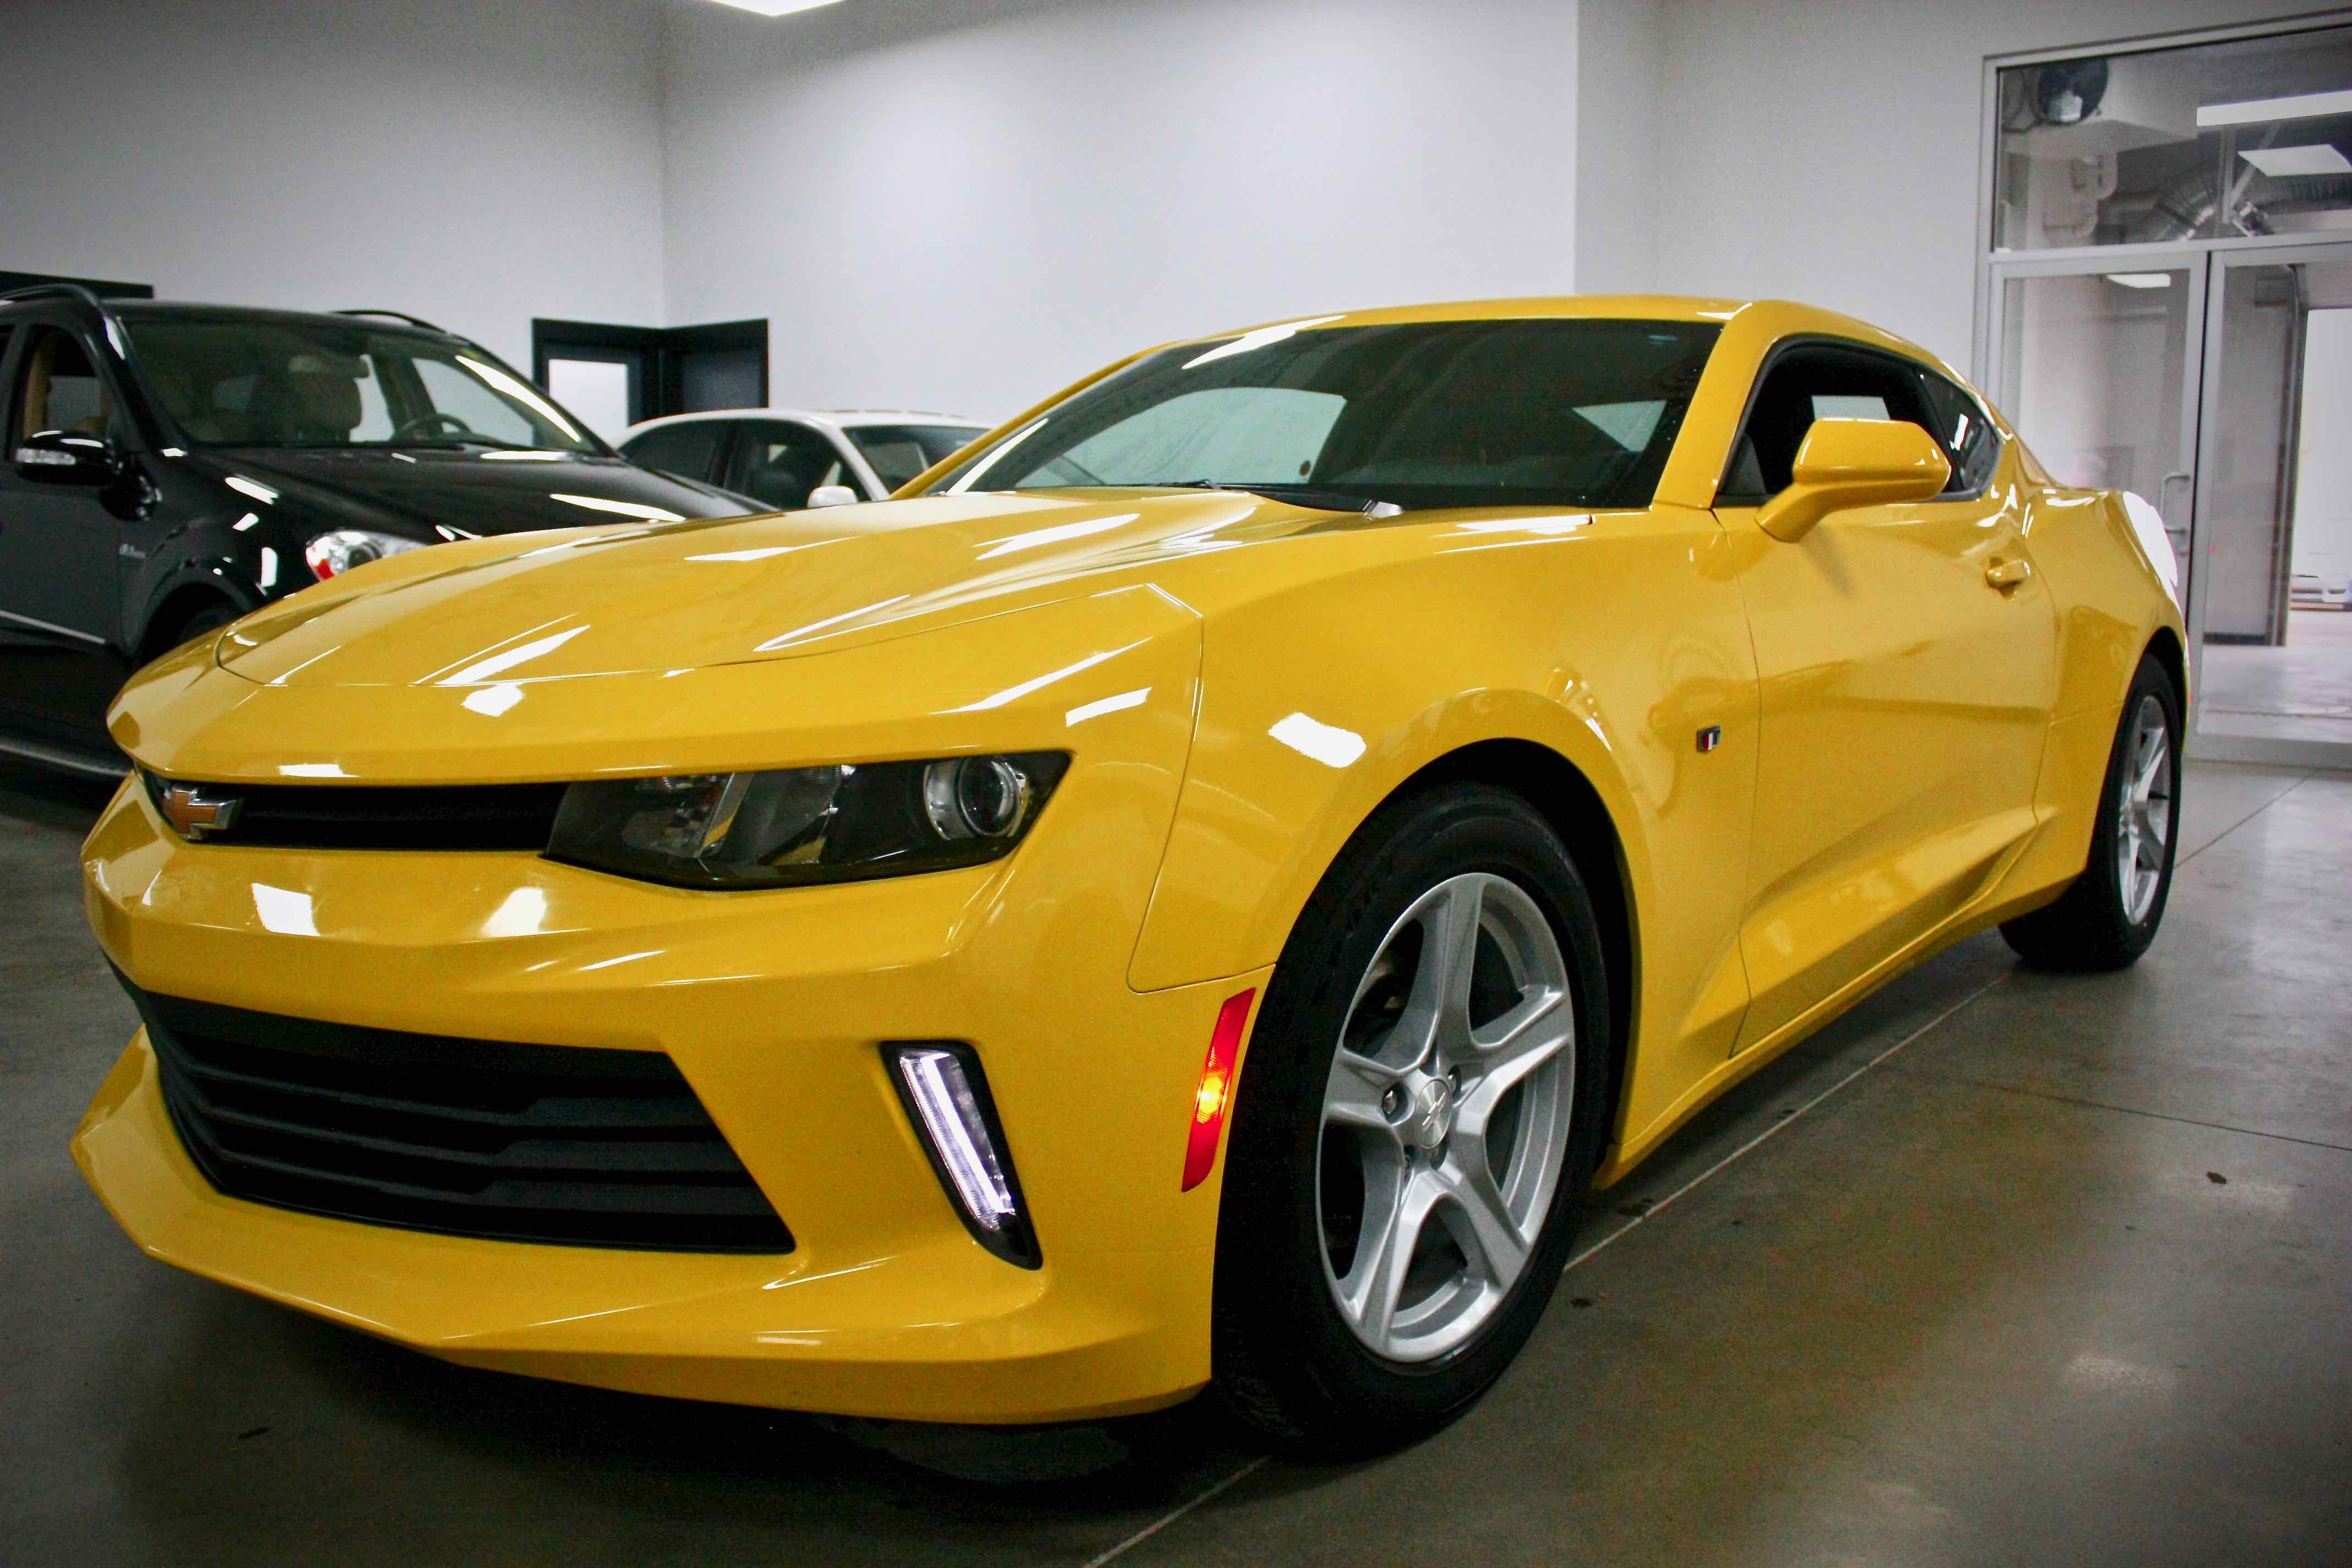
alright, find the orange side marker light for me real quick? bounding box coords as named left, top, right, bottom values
left=1182, top=989, right=1256, bottom=1192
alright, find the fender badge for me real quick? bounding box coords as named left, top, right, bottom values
left=1696, top=725, right=1723, bottom=754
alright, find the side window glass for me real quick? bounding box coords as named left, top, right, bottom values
left=736, top=421, right=846, bottom=510
left=620, top=422, right=725, bottom=482
left=14, top=326, right=115, bottom=442
left=1722, top=344, right=1939, bottom=502
left=1915, top=371, right=2002, bottom=496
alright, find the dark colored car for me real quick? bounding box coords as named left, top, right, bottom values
left=0, top=287, right=756, bottom=776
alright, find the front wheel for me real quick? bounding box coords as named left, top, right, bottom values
left=2001, top=653, right=2182, bottom=971
left=1212, top=785, right=1613, bottom=1452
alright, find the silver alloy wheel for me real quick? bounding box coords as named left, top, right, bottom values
left=1316, top=872, right=1575, bottom=1364
left=2116, top=692, right=2174, bottom=925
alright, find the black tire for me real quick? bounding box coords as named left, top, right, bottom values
left=1211, top=783, right=1613, bottom=1453
left=2001, top=653, right=2182, bottom=971
left=160, top=599, right=238, bottom=654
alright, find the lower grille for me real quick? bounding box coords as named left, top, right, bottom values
left=121, top=977, right=792, bottom=1253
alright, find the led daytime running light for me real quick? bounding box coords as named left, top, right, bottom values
left=885, top=1044, right=1039, bottom=1268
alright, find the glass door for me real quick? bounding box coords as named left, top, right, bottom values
left=1989, top=251, right=2208, bottom=609
left=2192, top=245, right=2352, bottom=760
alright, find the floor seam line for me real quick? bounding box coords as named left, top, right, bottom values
left=1561, top=973, right=2012, bottom=1273
left=1079, top=1455, right=1271, bottom=1567
left=1874, top=1065, right=2352, bottom=1153
left=2176, top=772, right=2310, bottom=869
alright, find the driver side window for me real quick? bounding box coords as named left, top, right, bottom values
left=13, top=326, right=115, bottom=443
left=1721, top=342, right=1962, bottom=504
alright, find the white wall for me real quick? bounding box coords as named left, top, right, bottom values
left=1638, top=0, right=2318, bottom=374
left=0, top=0, right=669, bottom=370
left=2294, top=308, right=2352, bottom=578
left=661, top=0, right=1582, bottom=419
left=1574, top=0, right=1664, bottom=295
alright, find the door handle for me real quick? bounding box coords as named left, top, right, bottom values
left=1985, top=557, right=2033, bottom=591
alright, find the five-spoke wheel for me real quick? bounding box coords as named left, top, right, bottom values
left=1317, top=873, right=1575, bottom=1363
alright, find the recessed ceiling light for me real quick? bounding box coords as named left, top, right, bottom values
left=705, top=0, right=844, bottom=14
left=2239, top=143, right=2352, bottom=178
left=2105, top=273, right=2175, bottom=290
left=2198, top=88, right=2352, bottom=127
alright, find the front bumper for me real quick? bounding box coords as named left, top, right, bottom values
left=73, top=605, right=1269, bottom=1424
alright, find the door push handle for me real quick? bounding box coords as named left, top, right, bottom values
left=1985, top=557, right=2033, bottom=591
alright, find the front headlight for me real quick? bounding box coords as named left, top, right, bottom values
left=303, top=529, right=425, bottom=581
left=545, top=753, right=1070, bottom=889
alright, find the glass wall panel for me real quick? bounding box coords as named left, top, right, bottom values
left=1994, top=25, right=2352, bottom=251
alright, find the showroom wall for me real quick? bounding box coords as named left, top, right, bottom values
left=1638, top=0, right=2320, bottom=375
left=0, top=0, right=669, bottom=370
left=660, top=0, right=1583, bottom=418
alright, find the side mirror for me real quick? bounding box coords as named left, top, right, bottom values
left=806, top=484, right=859, bottom=509
left=14, top=429, right=120, bottom=487
left=1756, top=418, right=1951, bottom=543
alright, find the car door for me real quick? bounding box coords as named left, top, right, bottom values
left=0, top=320, right=134, bottom=749
left=1720, top=341, right=2056, bottom=1051
left=728, top=419, right=857, bottom=509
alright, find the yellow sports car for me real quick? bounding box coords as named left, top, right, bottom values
left=74, top=297, right=2184, bottom=1450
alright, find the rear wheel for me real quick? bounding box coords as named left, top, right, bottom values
left=2001, top=654, right=2181, bottom=971
left=1212, top=785, right=1611, bottom=1452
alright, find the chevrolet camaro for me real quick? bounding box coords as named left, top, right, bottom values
left=73, top=297, right=2185, bottom=1450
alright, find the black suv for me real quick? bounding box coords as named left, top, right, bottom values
left=0, top=287, right=755, bottom=776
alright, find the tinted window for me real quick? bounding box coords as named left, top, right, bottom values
left=843, top=423, right=988, bottom=491
left=927, top=318, right=1723, bottom=512
left=1915, top=369, right=2002, bottom=495
left=732, top=420, right=847, bottom=510
left=13, top=326, right=114, bottom=441
left=1721, top=342, right=1991, bottom=502
left=126, top=318, right=598, bottom=452
left=622, top=421, right=728, bottom=483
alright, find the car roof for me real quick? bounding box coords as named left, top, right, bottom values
left=1162, top=294, right=1956, bottom=378
left=622, top=408, right=989, bottom=439
left=30, top=298, right=471, bottom=345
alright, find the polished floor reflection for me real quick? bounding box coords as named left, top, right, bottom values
left=3, top=759, right=2347, bottom=1565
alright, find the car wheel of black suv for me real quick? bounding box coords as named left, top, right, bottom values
left=1211, top=783, right=1613, bottom=1453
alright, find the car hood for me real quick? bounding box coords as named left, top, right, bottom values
left=215, top=488, right=1321, bottom=688
left=193, top=447, right=755, bottom=537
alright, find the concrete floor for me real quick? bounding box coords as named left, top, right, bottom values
left=5, top=758, right=2349, bottom=1566
left=2201, top=608, right=2352, bottom=747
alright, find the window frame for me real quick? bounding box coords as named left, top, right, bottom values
left=1716, top=334, right=2005, bottom=508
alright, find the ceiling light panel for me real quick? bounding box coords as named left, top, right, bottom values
left=2239, top=144, right=2352, bottom=178
left=2198, top=88, right=2352, bottom=127
left=705, top=0, right=845, bottom=15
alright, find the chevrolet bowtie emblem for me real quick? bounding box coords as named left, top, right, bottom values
left=159, top=781, right=242, bottom=841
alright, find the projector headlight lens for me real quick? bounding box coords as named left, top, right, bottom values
left=303, top=528, right=424, bottom=580
left=546, top=752, right=1068, bottom=889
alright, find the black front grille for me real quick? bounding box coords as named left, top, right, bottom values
left=122, top=978, right=792, bottom=1253
left=143, top=772, right=565, bottom=851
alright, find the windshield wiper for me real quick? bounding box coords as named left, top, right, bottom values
left=1153, top=480, right=1402, bottom=518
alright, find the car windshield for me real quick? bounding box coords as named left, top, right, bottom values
left=123, top=317, right=603, bottom=454
left=845, top=423, right=989, bottom=491
left=923, top=318, right=1722, bottom=511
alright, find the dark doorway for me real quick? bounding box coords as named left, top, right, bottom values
left=0, top=270, right=155, bottom=300
left=531, top=318, right=769, bottom=444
